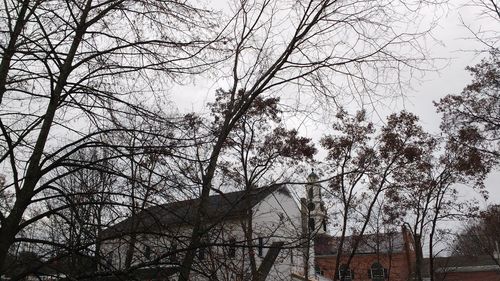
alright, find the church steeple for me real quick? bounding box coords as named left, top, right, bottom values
left=306, top=170, right=327, bottom=234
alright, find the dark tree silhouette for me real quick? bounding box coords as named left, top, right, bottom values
left=435, top=52, right=499, bottom=173
left=0, top=0, right=220, bottom=274
left=452, top=205, right=500, bottom=266
left=321, top=110, right=435, bottom=281
left=176, top=0, right=444, bottom=277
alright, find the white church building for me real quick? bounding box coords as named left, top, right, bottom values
left=99, top=172, right=327, bottom=281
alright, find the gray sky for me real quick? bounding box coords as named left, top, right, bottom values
left=405, top=1, right=499, bottom=206
left=170, top=0, right=498, bottom=205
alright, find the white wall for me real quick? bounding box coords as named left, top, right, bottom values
left=100, top=187, right=312, bottom=281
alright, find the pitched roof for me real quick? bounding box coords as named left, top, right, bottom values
left=314, top=231, right=407, bottom=256
left=84, top=267, right=178, bottom=281
left=101, top=185, right=290, bottom=239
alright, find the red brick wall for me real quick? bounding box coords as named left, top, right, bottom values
left=314, top=228, right=417, bottom=280
left=316, top=252, right=411, bottom=281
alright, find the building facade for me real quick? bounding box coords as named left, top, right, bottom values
left=100, top=185, right=318, bottom=280
left=423, top=255, right=500, bottom=281
left=313, top=227, right=416, bottom=281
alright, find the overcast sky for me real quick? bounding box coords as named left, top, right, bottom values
left=405, top=1, right=499, bottom=206
left=169, top=0, right=498, bottom=206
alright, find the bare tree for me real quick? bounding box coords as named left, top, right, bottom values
left=175, top=0, right=446, bottom=278
left=460, top=0, right=499, bottom=51
left=452, top=204, right=500, bottom=266
left=212, top=91, right=316, bottom=280
left=435, top=51, right=499, bottom=169
left=0, top=0, right=221, bottom=273
left=0, top=0, right=447, bottom=279
left=386, top=130, right=489, bottom=281
left=44, top=149, right=116, bottom=276
left=321, top=110, right=435, bottom=281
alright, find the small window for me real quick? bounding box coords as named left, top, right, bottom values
left=322, top=219, right=327, bottom=231
left=144, top=245, right=151, bottom=259
left=309, top=218, right=315, bottom=231
left=290, top=249, right=294, bottom=264
left=198, top=245, right=205, bottom=260
left=106, top=252, right=113, bottom=265
left=228, top=238, right=236, bottom=258
left=258, top=237, right=264, bottom=257
left=308, top=188, right=314, bottom=199
left=170, top=243, right=177, bottom=262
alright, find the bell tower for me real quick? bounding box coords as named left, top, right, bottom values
left=306, top=170, right=327, bottom=234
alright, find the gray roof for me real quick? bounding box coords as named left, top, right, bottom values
left=314, top=231, right=407, bottom=256
left=422, top=255, right=500, bottom=276
left=101, top=185, right=290, bottom=239
left=81, top=267, right=178, bottom=281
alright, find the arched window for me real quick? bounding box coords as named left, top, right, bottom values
left=315, top=264, right=325, bottom=276
left=308, top=188, right=314, bottom=199
left=335, top=264, right=354, bottom=281
left=368, top=262, right=387, bottom=281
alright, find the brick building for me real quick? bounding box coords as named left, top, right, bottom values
left=423, top=255, right=500, bottom=281
left=314, top=227, right=416, bottom=281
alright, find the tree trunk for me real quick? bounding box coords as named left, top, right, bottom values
left=255, top=242, right=284, bottom=281
left=0, top=0, right=93, bottom=270
left=414, top=234, right=423, bottom=281
left=0, top=0, right=33, bottom=105
left=245, top=209, right=258, bottom=279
